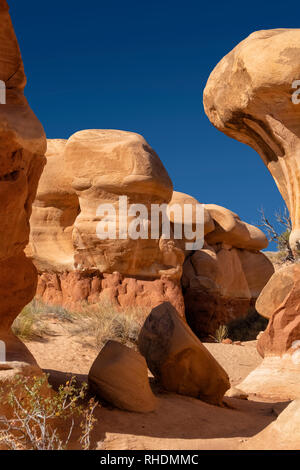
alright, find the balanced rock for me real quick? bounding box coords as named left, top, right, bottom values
left=205, top=205, right=268, bottom=251
left=88, top=340, right=157, bottom=413
left=27, top=130, right=185, bottom=315
left=138, top=302, right=230, bottom=405
left=204, top=29, right=300, bottom=255
left=0, top=1, right=46, bottom=368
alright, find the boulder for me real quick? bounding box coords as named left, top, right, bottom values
left=237, top=250, right=275, bottom=299
left=183, top=241, right=274, bottom=337
left=138, top=302, right=230, bottom=405
left=256, top=263, right=300, bottom=320
left=0, top=1, right=46, bottom=368
left=203, top=29, right=300, bottom=255
left=88, top=340, right=157, bottom=413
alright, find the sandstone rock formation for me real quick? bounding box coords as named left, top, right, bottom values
left=167, top=191, right=214, bottom=253
left=204, top=29, right=300, bottom=397
left=0, top=1, right=46, bottom=366
left=244, top=400, right=300, bottom=450
left=27, top=130, right=185, bottom=315
left=28, top=156, right=273, bottom=334
left=88, top=340, right=157, bottom=412
left=182, top=217, right=273, bottom=337
left=205, top=205, right=268, bottom=251
left=138, top=302, right=230, bottom=405
left=257, top=263, right=300, bottom=356
left=167, top=195, right=273, bottom=337
left=203, top=29, right=300, bottom=255
left=239, top=263, right=300, bottom=399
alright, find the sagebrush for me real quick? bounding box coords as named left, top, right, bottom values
left=0, top=375, right=98, bottom=450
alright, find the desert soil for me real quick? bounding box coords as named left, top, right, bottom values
left=24, top=318, right=290, bottom=450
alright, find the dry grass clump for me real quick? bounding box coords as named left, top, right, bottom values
left=70, top=300, right=149, bottom=349
left=12, top=297, right=149, bottom=350
left=12, top=299, right=73, bottom=341
left=209, top=324, right=228, bottom=343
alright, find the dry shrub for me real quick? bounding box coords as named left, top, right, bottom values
left=0, top=375, right=97, bottom=450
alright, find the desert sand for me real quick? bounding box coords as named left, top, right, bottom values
left=23, top=317, right=289, bottom=450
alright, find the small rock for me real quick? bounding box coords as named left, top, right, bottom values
left=222, top=338, right=233, bottom=344
left=225, top=387, right=248, bottom=400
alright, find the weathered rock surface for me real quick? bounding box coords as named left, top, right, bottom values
left=225, top=387, right=248, bottom=400
left=0, top=1, right=46, bottom=366
left=239, top=354, right=300, bottom=401
left=88, top=340, right=157, bottom=412
left=27, top=130, right=185, bottom=315
left=168, top=191, right=214, bottom=252
left=257, top=263, right=300, bottom=357
left=205, top=205, right=268, bottom=251
left=36, top=271, right=185, bottom=318
left=239, top=264, right=300, bottom=399
left=203, top=29, right=300, bottom=254
left=244, top=400, right=300, bottom=450
left=182, top=240, right=274, bottom=337
left=138, top=302, right=230, bottom=405
left=28, top=133, right=272, bottom=331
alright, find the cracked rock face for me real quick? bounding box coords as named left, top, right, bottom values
left=203, top=29, right=300, bottom=254
left=0, top=1, right=46, bottom=363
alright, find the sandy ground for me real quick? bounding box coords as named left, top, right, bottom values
left=24, top=318, right=290, bottom=450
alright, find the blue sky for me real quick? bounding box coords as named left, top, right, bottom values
left=11, top=0, right=297, bottom=247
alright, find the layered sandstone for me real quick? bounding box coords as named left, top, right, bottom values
left=203, top=29, right=300, bottom=255
left=28, top=157, right=273, bottom=331
left=203, top=28, right=300, bottom=396
left=239, top=263, right=300, bottom=399
left=27, top=130, right=185, bottom=315
left=181, top=203, right=273, bottom=337
left=0, top=1, right=46, bottom=366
